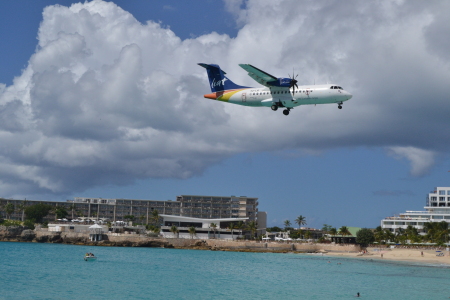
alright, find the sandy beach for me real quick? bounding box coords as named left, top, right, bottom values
left=326, top=247, right=450, bottom=265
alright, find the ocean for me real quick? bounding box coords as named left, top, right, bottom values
left=1, top=241, right=449, bottom=299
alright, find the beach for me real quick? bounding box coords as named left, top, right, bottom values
left=326, top=246, right=450, bottom=265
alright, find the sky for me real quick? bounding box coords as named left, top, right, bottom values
left=1, top=0, right=450, bottom=229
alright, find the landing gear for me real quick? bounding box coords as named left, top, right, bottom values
left=271, top=104, right=278, bottom=111
left=338, top=102, right=343, bottom=109
left=283, top=109, right=290, bottom=116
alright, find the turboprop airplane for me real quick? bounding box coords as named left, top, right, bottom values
left=198, top=63, right=352, bottom=115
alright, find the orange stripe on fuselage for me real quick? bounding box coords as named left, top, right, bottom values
left=203, top=91, right=224, bottom=99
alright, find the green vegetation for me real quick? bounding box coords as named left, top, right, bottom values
left=151, top=210, right=160, bottom=226
left=188, top=226, right=196, bottom=239
left=23, top=219, right=35, bottom=230
left=283, top=220, right=291, bottom=230
left=373, top=222, right=450, bottom=246
left=25, top=203, right=52, bottom=223
left=266, top=226, right=282, bottom=232
left=54, top=206, right=68, bottom=219
left=124, top=215, right=135, bottom=222
left=229, top=223, right=236, bottom=240
left=246, top=221, right=258, bottom=239
left=356, top=228, right=375, bottom=247
left=4, top=203, right=15, bottom=219
left=17, top=201, right=28, bottom=221
left=295, top=215, right=307, bottom=228
left=0, top=219, right=22, bottom=226
left=210, top=223, right=217, bottom=238
left=170, top=225, right=179, bottom=238
left=147, top=224, right=160, bottom=234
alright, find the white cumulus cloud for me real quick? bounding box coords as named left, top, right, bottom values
left=388, top=147, right=437, bottom=176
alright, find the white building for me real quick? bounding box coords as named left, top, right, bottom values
left=381, top=187, right=450, bottom=232
left=160, top=214, right=264, bottom=239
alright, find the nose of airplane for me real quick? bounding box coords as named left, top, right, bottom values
left=346, top=91, right=353, bottom=100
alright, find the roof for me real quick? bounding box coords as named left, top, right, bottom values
left=160, top=214, right=248, bottom=223
left=329, top=227, right=362, bottom=237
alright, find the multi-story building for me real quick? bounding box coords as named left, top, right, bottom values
left=381, top=186, right=450, bottom=232
left=0, top=195, right=260, bottom=225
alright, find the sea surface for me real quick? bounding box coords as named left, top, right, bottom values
left=1, top=242, right=449, bottom=299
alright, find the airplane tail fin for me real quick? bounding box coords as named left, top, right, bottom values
left=198, top=63, right=248, bottom=92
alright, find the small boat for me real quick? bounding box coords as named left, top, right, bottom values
left=84, top=254, right=97, bottom=261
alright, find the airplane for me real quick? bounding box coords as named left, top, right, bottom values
left=198, top=63, right=352, bottom=116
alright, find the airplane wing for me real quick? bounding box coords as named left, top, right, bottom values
left=239, top=64, right=277, bottom=87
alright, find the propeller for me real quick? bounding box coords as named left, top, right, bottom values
left=289, top=69, right=298, bottom=94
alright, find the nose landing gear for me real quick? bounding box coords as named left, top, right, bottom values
left=338, top=102, right=343, bottom=109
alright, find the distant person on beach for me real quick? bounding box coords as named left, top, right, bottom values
left=421, top=251, right=423, bottom=257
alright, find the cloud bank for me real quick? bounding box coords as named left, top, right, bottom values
left=0, top=0, right=449, bottom=197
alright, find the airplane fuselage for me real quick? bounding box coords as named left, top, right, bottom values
left=203, top=84, right=352, bottom=109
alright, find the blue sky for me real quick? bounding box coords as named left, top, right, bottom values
left=1, top=1, right=449, bottom=229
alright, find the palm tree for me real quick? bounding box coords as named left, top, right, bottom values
left=284, top=220, right=291, bottom=230
left=148, top=225, right=161, bottom=234
left=374, top=226, right=385, bottom=244
left=329, top=227, right=338, bottom=238
left=338, top=226, right=351, bottom=244
left=17, top=200, right=28, bottom=222
left=424, top=221, right=449, bottom=245
left=247, top=221, right=258, bottom=240
left=170, top=225, right=179, bottom=238
left=304, top=230, right=312, bottom=240
left=229, top=223, right=235, bottom=240
left=236, top=221, right=245, bottom=239
left=4, top=203, right=15, bottom=220
left=295, top=215, right=307, bottom=229
left=188, top=226, right=196, bottom=239
left=68, top=203, right=76, bottom=220
left=210, top=223, right=217, bottom=239
left=151, top=209, right=160, bottom=226
left=322, top=224, right=332, bottom=236
left=383, top=229, right=395, bottom=244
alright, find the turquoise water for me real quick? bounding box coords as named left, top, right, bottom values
left=1, top=242, right=450, bottom=299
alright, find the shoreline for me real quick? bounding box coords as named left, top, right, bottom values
left=324, top=247, right=450, bottom=266
left=2, top=226, right=450, bottom=266
left=2, top=238, right=450, bottom=267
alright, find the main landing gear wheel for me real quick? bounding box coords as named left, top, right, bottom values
left=271, top=104, right=278, bottom=111
left=338, top=105, right=342, bottom=109
left=283, top=109, right=290, bottom=116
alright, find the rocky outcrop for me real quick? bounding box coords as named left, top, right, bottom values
left=0, top=226, right=30, bottom=241
left=20, top=229, right=36, bottom=241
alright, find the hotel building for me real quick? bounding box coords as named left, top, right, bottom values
left=0, top=194, right=263, bottom=227
left=381, top=186, right=450, bottom=232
